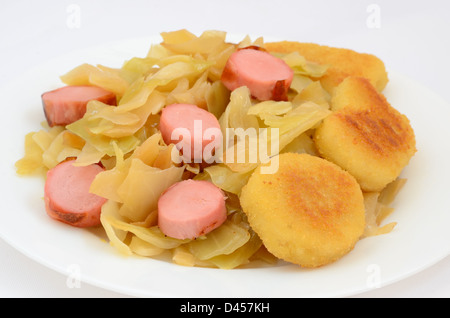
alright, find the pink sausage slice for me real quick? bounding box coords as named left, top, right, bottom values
left=42, top=85, right=116, bottom=127
left=221, top=47, right=294, bottom=101
left=44, top=159, right=107, bottom=228
left=157, top=179, right=227, bottom=240
left=159, top=103, right=222, bottom=163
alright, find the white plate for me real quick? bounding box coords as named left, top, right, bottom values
left=1, top=35, right=449, bottom=298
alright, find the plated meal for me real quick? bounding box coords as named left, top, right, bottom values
left=15, top=30, right=416, bottom=269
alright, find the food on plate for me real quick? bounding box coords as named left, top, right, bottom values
left=157, top=179, right=227, bottom=239
left=221, top=47, right=294, bottom=101
left=159, top=103, right=222, bottom=162
left=240, top=153, right=366, bottom=268
left=15, top=29, right=416, bottom=269
left=44, top=159, right=107, bottom=227
left=264, top=41, right=388, bottom=94
left=42, top=85, right=116, bottom=127
left=362, top=178, right=407, bottom=238
left=314, top=76, right=416, bottom=192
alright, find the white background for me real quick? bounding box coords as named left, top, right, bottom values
left=0, top=0, right=449, bottom=298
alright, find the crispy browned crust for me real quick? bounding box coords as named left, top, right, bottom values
left=271, top=79, right=289, bottom=101
left=45, top=195, right=86, bottom=226
left=335, top=107, right=414, bottom=156
left=314, top=77, right=416, bottom=192
left=265, top=41, right=389, bottom=94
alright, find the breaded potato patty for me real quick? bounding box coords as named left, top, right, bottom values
left=265, top=41, right=388, bottom=94
left=314, top=77, right=416, bottom=192
left=240, top=153, right=366, bottom=268
left=329, top=75, right=389, bottom=112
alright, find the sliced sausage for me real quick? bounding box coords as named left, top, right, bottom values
left=157, top=179, right=227, bottom=240
left=42, top=85, right=116, bottom=127
left=221, top=47, right=294, bottom=101
left=44, top=159, right=107, bottom=228
left=159, top=103, right=222, bottom=163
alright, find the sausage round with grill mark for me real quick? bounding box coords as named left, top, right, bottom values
left=221, top=47, right=294, bottom=101
left=44, top=159, right=107, bottom=228
left=42, top=85, right=116, bottom=127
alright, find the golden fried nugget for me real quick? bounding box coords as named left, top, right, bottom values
left=265, top=41, right=388, bottom=94
left=240, top=153, right=366, bottom=268
left=330, top=75, right=389, bottom=112
left=314, top=77, right=416, bottom=192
